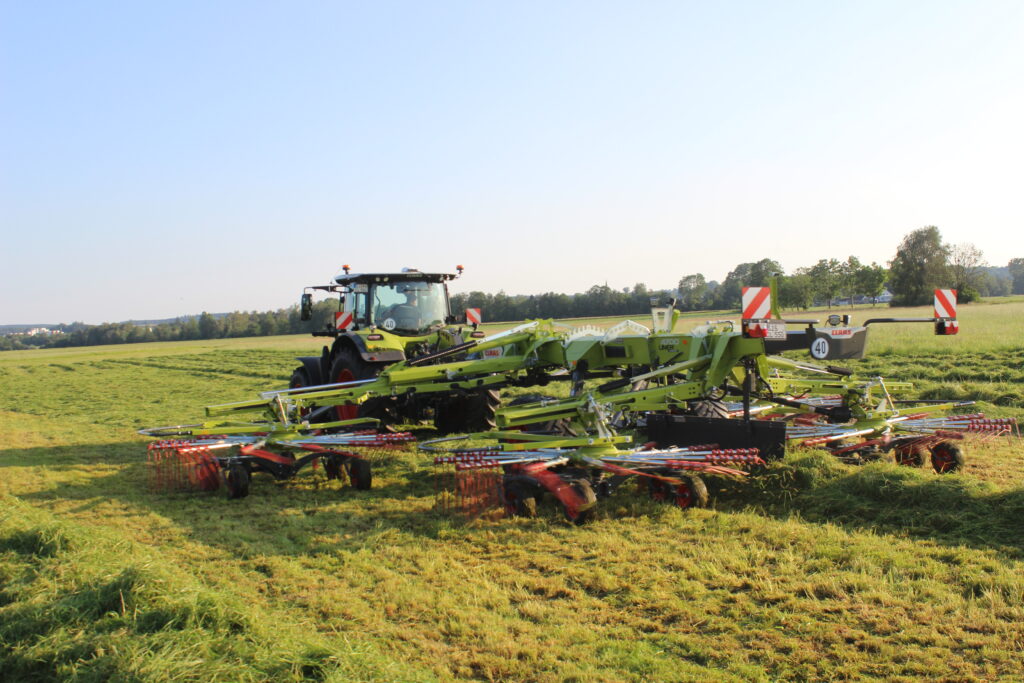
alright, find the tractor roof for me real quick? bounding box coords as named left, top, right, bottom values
left=332, top=270, right=457, bottom=286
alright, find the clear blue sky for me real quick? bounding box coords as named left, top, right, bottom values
left=2, top=1, right=1023, bottom=324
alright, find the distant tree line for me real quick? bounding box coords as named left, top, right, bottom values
left=3, top=225, right=1021, bottom=351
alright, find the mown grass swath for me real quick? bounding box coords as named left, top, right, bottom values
left=2, top=300, right=1023, bottom=680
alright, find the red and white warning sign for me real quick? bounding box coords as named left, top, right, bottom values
left=741, top=287, right=772, bottom=321
left=335, top=311, right=353, bottom=331
left=934, top=289, right=957, bottom=319
left=466, top=308, right=482, bottom=325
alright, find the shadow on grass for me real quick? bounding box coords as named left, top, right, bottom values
left=713, top=450, right=1024, bottom=560
left=7, top=442, right=1024, bottom=561
left=5, top=442, right=464, bottom=556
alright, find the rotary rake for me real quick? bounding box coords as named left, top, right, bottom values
left=781, top=405, right=1019, bottom=471
left=423, top=421, right=765, bottom=523
left=142, top=424, right=415, bottom=498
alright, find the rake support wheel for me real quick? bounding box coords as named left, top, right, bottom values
left=502, top=476, right=538, bottom=518
left=224, top=463, right=250, bottom=499
left=347, top=458, right=373, bottom=490
left=647, top=475, right=709, bottom=509
left=930, top=442, right=965, bottom=474
left=561, top=477, right=597, bottom=526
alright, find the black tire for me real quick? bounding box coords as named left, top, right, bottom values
left=347, top=458, right=372, bottom=490
left=647, top=477, right=673, bottom=503
left=434, top=389, right=500, bottom=434
left=931, top=442, right=965, bottom=474
left=687, top=399, right=731, bottom=419
left=502, top=476, right=538, bottom=518
left=224, top=463, right=250, bottom=499
left=323, top=455, right=343, bottom=480
left=673, top=475, right=709, bottom=509
left=289, top=367, right=310, bottom=389
left=329, top=349, right=386, bottom=424
left=289, top=367, right=321, bottom=422
left=647, top=474, right=708, bottom=509
left=561, top=477, right=598, bottom=525
left=894, top=443, right=924, bottom=467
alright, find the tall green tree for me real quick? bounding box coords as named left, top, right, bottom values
left=714, top=259, right=783, bottom=309
left=677, top=274, right=708, bottom=311
left=948, top=243, right=987, bottom=303
left=888, top=226, right=950, bottom=306
left=855, top=262, right=888, bottom=305
left=807, top=259, right=842, bottom=308
left=778, top=271, right=814, bottom=310
left=1008, top=258, right=1024, bottom=295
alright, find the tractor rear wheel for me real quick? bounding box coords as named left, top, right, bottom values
left=329, top=349, right=389, bottom=424
left=930, top=442, right=965, bottom=474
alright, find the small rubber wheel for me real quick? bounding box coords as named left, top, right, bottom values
left=561, top=478, right=598, bottom=526
left=894, top=443, right=924, bottom=467
left=323, top=455, right=343, bottom=480
left=347, top=458, right=372, bottom=490
left=673, top=475, right=709, bottom=509
left=502, top=476, right=538, bottom=518
left=647, top=477, right=673, bottom=503
left=930, top=442, right=965, bottom=474
left=224, top=463, right=251, bottom=499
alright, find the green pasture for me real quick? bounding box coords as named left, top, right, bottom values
left=2, top=300, right=1023, bottom=680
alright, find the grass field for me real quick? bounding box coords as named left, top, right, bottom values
left=2, top=300, right=1023, bottom=681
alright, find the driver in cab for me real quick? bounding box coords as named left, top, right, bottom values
left=381, top=286, right=422, bottom=330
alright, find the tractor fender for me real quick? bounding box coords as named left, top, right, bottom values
left=294, top=349, right=329, bottom=386
left=331, top=333, right=406, bottom=366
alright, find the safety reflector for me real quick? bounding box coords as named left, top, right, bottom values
left=466, top=308, right=482, bottom=325
left=934, top=289, right=957, bottom=320
left=742, top=287, right=772, bottom=321
left=335, top=311, right=353, bottom=330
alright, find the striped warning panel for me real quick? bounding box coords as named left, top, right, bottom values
left=335, top=311, right=353, bottom=330
left=466, top=308, right=482, bottom=325
left=742, top=287, right=772, bottom=320
left=934, top=289, right=957, bottom=319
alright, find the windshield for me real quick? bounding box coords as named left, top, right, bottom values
left=369, top=281, right=448, bottom=334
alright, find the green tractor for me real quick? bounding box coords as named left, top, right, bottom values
left=292, top=265, right=498, bottom=431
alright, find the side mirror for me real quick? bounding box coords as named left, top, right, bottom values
left=300, top=293, right=313, bottom=321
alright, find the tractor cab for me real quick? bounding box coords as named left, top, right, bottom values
left=334, top=269, right=455, bottom=336
left=301, top=266, right=463, bottom=337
